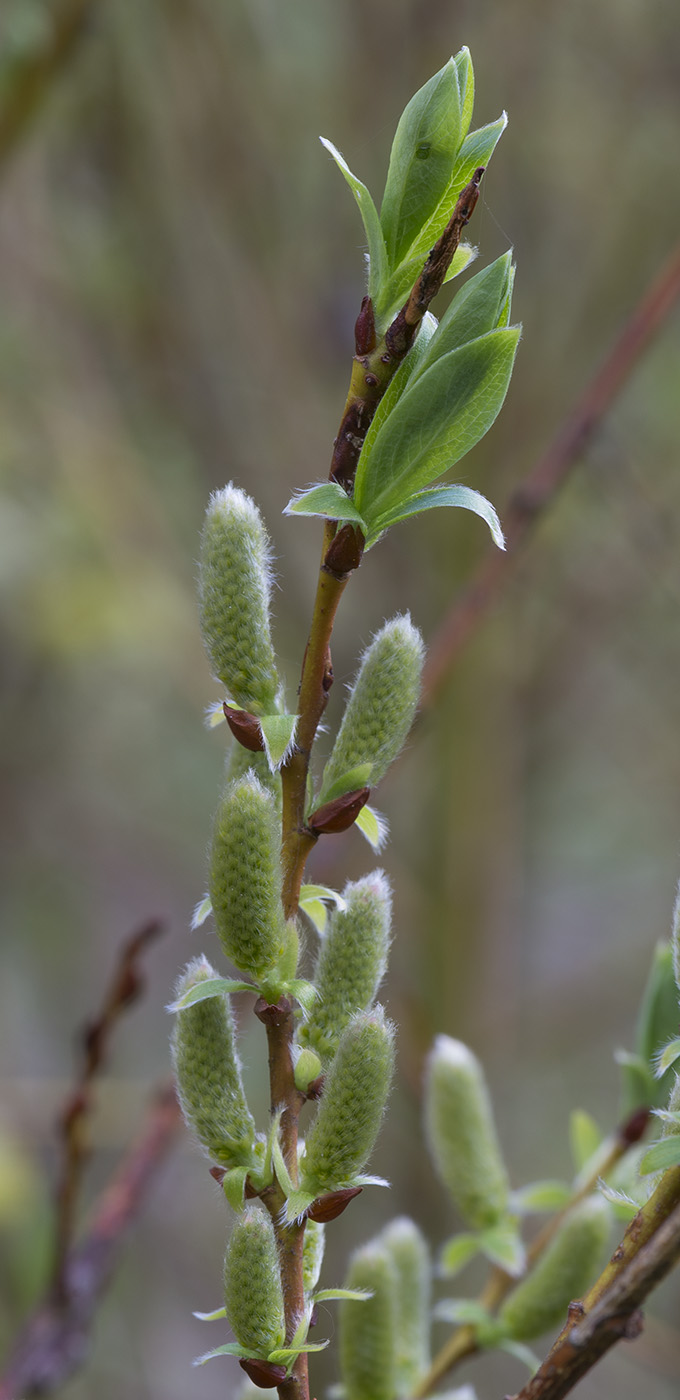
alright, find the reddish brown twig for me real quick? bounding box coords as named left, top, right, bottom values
left=0, top=1081, right=182, bottom=1400
left=0, top=0, right=95, bottom=171
left=51, top=917, right=165, bottom=1302
left=422, top=240, right=680, bottom=705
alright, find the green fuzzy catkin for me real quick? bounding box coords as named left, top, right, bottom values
left=199, top=485, right=279, bottom=714
left=210, top=774, right=286, bottom=979
left=381, top=1217, right=431, bottom=1394
left=226, top=740, right=282, bottom=804
left=299, top=871, right=391, bottom=1063
left=340, top=1243, right=397, bottom=1400
left=302, top=1218, right=326, bottom=1294
left=301, top=1008, right=395, bottom=1193
left=224, top=1206, right=285, bottom=1357
left=320, top=615, right=424, bottom=796
left=171, top=957, right=257, bottom=1166
left=499, top=1197, right=611, bottom=1342
left=425, top=1036, right=509, bottom=1230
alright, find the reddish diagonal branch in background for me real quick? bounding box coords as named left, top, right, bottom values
left=422, top=240, right=680, bottom=706
left=0, top=0, right=95, bottom=170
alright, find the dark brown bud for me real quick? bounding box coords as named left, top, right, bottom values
left=254, top=995, right=293, bottom=1027
left=224, top=705, right=266, bottom=752
left=239, top=1358, right=288, bottom=1389
left=618, top=1105, right=651, bottom=1146
left=209, top=1165, right=226, bottom=1186
left=306, top=1186, right=363, bottom=1222
left=354, top=295, right=376, bottom=355
left=306, top=1074, right=325, bottom=1101
left=323, top=522, right=365, bottom=577
left=308, top=787, right=370, bottom=835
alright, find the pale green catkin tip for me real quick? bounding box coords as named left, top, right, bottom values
left=381, top=1217, right=431, bottom=1390
left=171, top=956, right=256, bottom=1166
left=301, top=1008, right=395, bottom=1193
left=299, top=871, right=392, bottom=1063
left=224, top=1205, right=285, bottom=1357
left=499, top=1197, right=611, bottom=1342
left=210, top=773, right=286, bottom=979
left=321, top=614, right=424, bottom=796
left=341, top=1244, right=397, bottom=1400
left=425, top=1035, right=509, bottom=1230
left=302, top=1218, right=326, bottom=1294
left=199, top=485, right=279, bottom=714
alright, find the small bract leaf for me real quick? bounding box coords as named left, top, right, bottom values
left=454, top=46, right=475, bottom=136
left=194, top=1342, right=253, bottom=1364
left=314, top=1287, right=373, bottom=1303
left=639, top=1136, right=680, bottom=1175
left=354, top=328, right=520, bottom=523
left=569, top=1109, right=603, bottom=1174
left=509, top=1181, right=572, bottom=1214
left=288, top=978, right=318, bottom=1014
left=222, top=1164, right=250, bottom=1212
left=439, top=1233, right=481, bottom=1277
left=193, top=1307, right=227, bottom=1322
left=319, top=137, right=388, bottom=298
left=654, top=1037, right=680, bottom=1079
left=259, top=713, right=298, bottom=771
left=433, top=1298, right=491, bottom=1327
left=191, top=894, right=212, bottom=930
left=498, top=1340, right=540, bottom=1374
left=366, top=485, right=505, bottom=551
left=316, top=764, right=375, bottom=808
left=284, top=482, right=368, bottom=529
left=205, top=701, right=227, bottom=728
left=167, top=977, right=258, bottom=1012
left=299, top=884, right=346, bottom=935
left=355, top=804, right=389, bottom=852
left=478, top=1221, right=526, bottom=1276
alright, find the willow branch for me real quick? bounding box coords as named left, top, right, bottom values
left=0, top=0, right=94, bottom=172
left=422, top=238, right=680, bottom=705
left=0, top=1083, right=182, bottom=1400
left=506, top=1170, right=680, bottom=1400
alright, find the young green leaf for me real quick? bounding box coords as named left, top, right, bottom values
left=354, top=328, right=520, bottom=525
left=259, top=713, right=298, bottom=771
left=569, top=1109, right=603, bottom=1175
left=320, top=137, right=388, bottom=299
left=284, top=481, right=368, bottom=529
left=355, top=804, right=389, bottom=852
left=167, top=975, right=259, bottom=1012
left=380, top=58, right=462, bottom=268
left=409, top=253, right=515, bottom=382
left=375, top=243, right=476, bottom=332
left=364, top=484, right=505, bottom=551
left=454, top=47, right=475, bottom=137
left=509, top=1180, right=572, bottom=1214
left=439, top=1232, right=482, bottom=1277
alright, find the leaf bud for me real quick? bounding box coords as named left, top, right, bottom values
left=308, top=787, right=370, bottom=835
left=294, top=1048, right=323, bottom=1096
left=199, top=486, right=279, bottom=714
left=239, top=1358, right=287, bottom=1389
left=499, top=1197, right=611, bottom=1341
left=340, top=1242, right=397, bottom=1400
left=320, top=615, right=424, bottom=800
left=224, top=1206, right=285, bottom=1358
left=170, top=956, right=257, bottom=1166
left=300, top=871, right=392, bottom=1064
left=381, top=1217, right=431, bottom=1392
left=424, top=1036, right=509, bottom=1230
left=210, top=775, right=287, bottom=979
left=301, top=1008, right=395, bottom=1195
left=302, top=1218, right=326, bottom=1295
left=306, top=1186, right=363, bottom=1223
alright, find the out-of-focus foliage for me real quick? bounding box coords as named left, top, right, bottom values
left=0, top=2, right=679, bottom=1398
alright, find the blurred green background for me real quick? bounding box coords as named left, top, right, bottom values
left=1, top=1, right=680, bottom=1397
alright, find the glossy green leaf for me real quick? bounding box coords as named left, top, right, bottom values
left=260, top=713, right=298, bottom=771
left=410, top=253, right=514, bottom=382
left=319, top=137, right=388, bottom=298
left=454, top=47, right=475, bottom=137
left=354, top=327, right=520, bottom=522
left=439, top=1232, right=481, bottom=1277
left=375, top=242, right=477, bottom=330
left=355, top=804, right=389, bottom=852
left=364, top=485, right=504, bottom=551
left=166, top=976, right=258, bottom=1012
left=569, top=1109, right=602, bottom=1174
left=397, top=114, right=507, bottom=283
left=380, top=58, right=462, bottom=267
left=509, top=1180, right=572, bottom=1214
left=639, top=1135, right=680, bottom=1175
left=284, top=482, right=367, bottom=529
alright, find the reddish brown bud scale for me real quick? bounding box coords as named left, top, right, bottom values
left=254, top=994, right=293, bottom=1026
left=324, top=523, right=365, bottom=577
left=306, top=1186, right=363, bottom=1222
left=619, top=1105, right=651, bottom=1146
left=354, top=295, right=376, bottom=355
left=224, top=705, right=266, bottom=753
left=308, top=787, right=370, bottom=835
left=239, top=1358, right=287, bottom=1389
